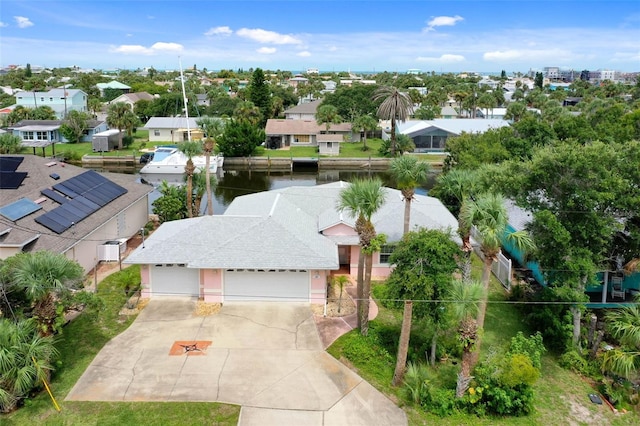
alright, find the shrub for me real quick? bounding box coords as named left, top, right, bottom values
left=402, top=362, right=430, bottom=405
left=422, top=387, right=458, bottom=417
left=122, top=135, right=134, bottom=148
left=508, top=331, right=546, bottom=369
left=559, top=349, right=588, bottom=373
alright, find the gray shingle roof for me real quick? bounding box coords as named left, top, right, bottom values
left=144, top=117, right=199, bottom=129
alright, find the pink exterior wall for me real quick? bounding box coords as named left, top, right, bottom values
left=323, top=223, right=357, bottom=237
left=140, top=265, right=151, bottom=298
left=202, top=269, right=223, bottom=303
left=349, top=249, right=394, bottom=281
left=310, top=270, right=328, bottom=304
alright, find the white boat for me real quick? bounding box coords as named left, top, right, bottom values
left=139, top=146, right=224, bottom=174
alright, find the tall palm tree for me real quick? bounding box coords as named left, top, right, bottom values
left=460, top=193, right=534, bottom=366
left=373, top=86, right=414, bottom=157
left=233, top=101, right=261, bottom=125
left=106, top=102, right=131, bottom=149
left=196, top=117, right=225, bottom=215
left=337, top=178, right=387, bottom=335
left=389, top=156, right=430, bottom=235
left=316, top=104, right=342, bottom=133
left=178, top=140, right=204, bottom=218
left=432, top=169, right=479, bottom=282
left=8, top=251, right=84, bottom=335
left=447, top=279, right=484, bottom=398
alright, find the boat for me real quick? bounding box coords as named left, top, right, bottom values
left=139, top=146, right=224, bottom=174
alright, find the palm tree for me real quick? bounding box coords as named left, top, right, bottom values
left=316, top=104, right=342, bottom=133
left=189, top=169, right=216, bottom=216
left=106, top=102, right=131, bottom=149
left=602, top=296, right=640, bottom=379
left=447, top=279, right=484, bottom=398
left=178, top=140, right=204, bottom=218
left=337, top=178, right=387, bottom=335
left=389, top=156, right=430, bottom=235
left=460, top=193, right=534, bottom=366
left=196, top=116, right=225, bottom=215
left=234, top=101, right=261, bottom=125
left=432, top=169, right=480, bottom=282
left=8, top=251, right=84, bottom=335
left=373, top=86, right=414, bottom=157
left=0, top=318, right=58, bottom=413
left=352, top=115, right=379, bottom=151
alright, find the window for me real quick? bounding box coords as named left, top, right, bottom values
left=23, top=131, right=34, bottom=140
left=326, top=142, right=333, bottom=148
left=154, top=130, right=160, bottom=136
left=379, top=244, right=396, bottom=264
left=40, top=97, right=44, bottom=102
left=36, top=131, right=47, bottom=140
left=294, top=134, right=309, bottom=143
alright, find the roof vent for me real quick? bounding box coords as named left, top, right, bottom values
left=50, top=173, right=60, bottom=180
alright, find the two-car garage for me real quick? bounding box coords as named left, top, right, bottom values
left=149, top=266, right=311, bottom=301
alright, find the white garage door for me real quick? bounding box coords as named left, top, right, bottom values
left=150, top=265, right=200, bottom=297
left=224, top=270, right=309, bottom=302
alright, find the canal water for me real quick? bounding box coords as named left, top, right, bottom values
left=93, top=166, right=436, bottom=215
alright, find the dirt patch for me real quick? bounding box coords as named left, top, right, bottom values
left=311, top=279, right=357, bottom=317
left=562, top=394, right=611, bottom=426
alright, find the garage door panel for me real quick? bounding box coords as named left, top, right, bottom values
left=151, top=266, right=200, bottom=297
left=224, top=270, right=309, bottom=302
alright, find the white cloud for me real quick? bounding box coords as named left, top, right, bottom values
left=416, top=54, right=465, bottom=63
left=14, top=16, right=34, bottom=28
left=257, top=47, right=276, bottom=54
left=110, top=42, right=183, bottom=56
left=297, top=51, right=311, bottom=57
left=204, top=26, right=233, bottom=36
left=425, top=15, right=463, bottom=31
left=483, top=48, right=574, bottom=62
left=236, top=28, right=302, bottom=45
left=0, top=22, right=7, bottom=28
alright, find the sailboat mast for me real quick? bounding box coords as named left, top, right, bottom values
left=178, top=56, right=191, bottom=142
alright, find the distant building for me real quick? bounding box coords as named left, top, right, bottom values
left=14, top=88, right=88, bottom=119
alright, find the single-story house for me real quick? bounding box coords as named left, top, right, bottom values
left=0, top=155, right=152, bottom=273
left=143, top=117, right=201, bottom=142
left=124, top=182, right=459, bottom=303
left=264, top=119, right=354, bottom=154
left=390, top=119, right=511, bottom=153
left=96, top=80, right=131, bottom=97
left=8, top=119, right=108, bottom=149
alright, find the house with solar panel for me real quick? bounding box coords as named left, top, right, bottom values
left=0, top=155, right=153, bottom=273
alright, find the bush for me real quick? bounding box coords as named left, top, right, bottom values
left=422, top=387, right=458, bottom=417
left=559, top=349, right=588, bottom=373
left=122, top=135, right=134, bottom=148
left=508, top=331, right=546, bottom=369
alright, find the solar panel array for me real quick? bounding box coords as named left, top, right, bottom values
left=0, top=156, right=27, bottom=189
left=0, top=198, right=42, bottom=221
left=35, top=170, right=128, bottom=234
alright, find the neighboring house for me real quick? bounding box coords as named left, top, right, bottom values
left=0, top=155, right=152, bottom=273
left=501, top=200, right=640, bottom=308
left=196, top=94, right=209, bottom=107
left=283, top=100, right=322, bottom=120
left=9, top=119, right=108, bottom=146
left=264, top=119, right=354, bottom=152
left=439, top=106, right=458, bottom=119
left=14, top=88, right=88, bottom=119
left=143, top=117, right=201, bottom=142
left=390, top=119, right=511, bottom=153
left=96, top=80, right=131, bottom=97
left=288, top=74, right=308, bottom=89
left=124, top=182, right=459, bottom=303
left=109, top=92, right=154, bottom=109
left=475, top=107, right=508, bottom=119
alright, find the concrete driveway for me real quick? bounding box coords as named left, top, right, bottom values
left=67, top=299, right=407, bottom=426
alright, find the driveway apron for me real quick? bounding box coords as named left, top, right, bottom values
left=66, top=299, right=407, bottom=425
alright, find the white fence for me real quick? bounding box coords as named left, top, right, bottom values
left=470, top=226, right=513, bottom=290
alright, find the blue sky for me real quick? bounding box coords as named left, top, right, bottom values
left=1, top=0, right=639, bottom=72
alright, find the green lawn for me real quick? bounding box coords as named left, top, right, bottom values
left=328, top=255, right=640, bottom=425
left=2, top=266, right=240, bottom=425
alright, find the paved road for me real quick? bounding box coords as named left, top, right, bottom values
left=67, top=299, right=407, bottom=426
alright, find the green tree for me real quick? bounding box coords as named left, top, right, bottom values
left=30, top=106, right=57, bottom=120
left=6, top=251, right=84, bottom=336
left=59, top=110, right=90, bottom=144
left=0, top=133, right=23, bottom=154
left=351, top=114, right=378, bottom=151
left=178, top=140, right=204, bottom=218
left=373, top=86, right=414, bottom=157
left=152, top=181, right=188, bottom=223
left=0, top=318, right=58, bottom=413
left=315, top=104, right=342, bottom=133
left=87, top=97, right=103, bottom=118
left=216, top=118, right=266, bottom=157
left=106, top=102, right=131, bottom=149
left=386, top=228, right=460, bottom=385
left=248, top=68, right=271, bottom=126
left=413, top=104, right=439, bottom=120
left=389, top=156, right=430, bottom=235
left=233, top=100, right=262, bottom=125
left=534, top=72, right=544, bottom=89
left=322, top=84, right=378, bottom=120
left=196, top=116, right=225, bottom=215
left=337, top=178, right=387, bottom=336
left=602, top=297, right=640, bottom=379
